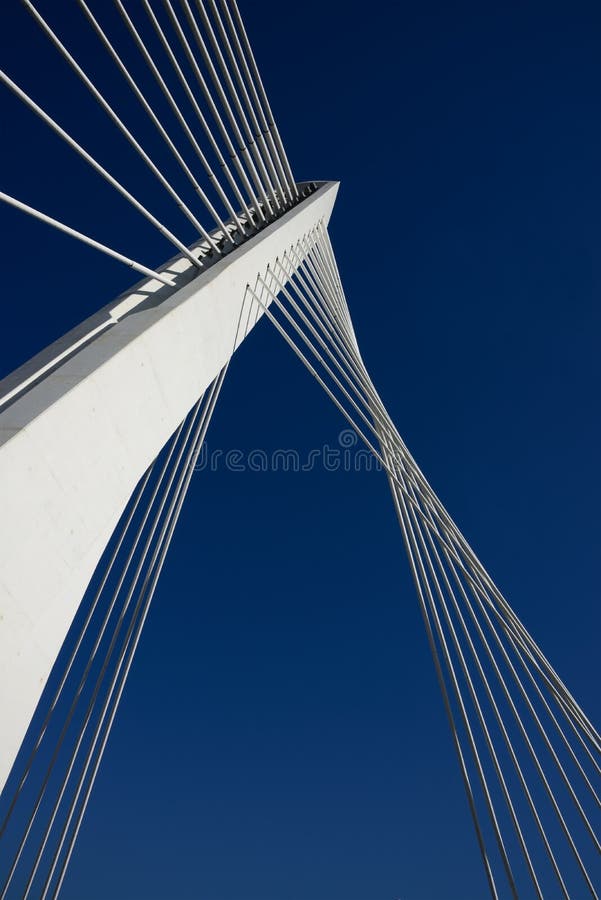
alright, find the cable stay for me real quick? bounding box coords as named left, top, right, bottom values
left=244, top=223, right=601, bottom=899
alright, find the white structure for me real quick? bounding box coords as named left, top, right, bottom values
left=0, top=181, right=338, bottom=795
left=0, top=2, right=597, bottom=898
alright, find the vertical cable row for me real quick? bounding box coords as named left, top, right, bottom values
left=243, top=223, right=601, bottom=898
left=0, top=371, right=227, bottom=899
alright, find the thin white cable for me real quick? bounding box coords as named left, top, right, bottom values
left=206, top=0, right=287, bottom=207
left=270, top=250, right=423, bottom=489
left=247, top=281, right=471, bottom=533
left=0, top=191, right=174, bottom=286
left=415, top=496, right=578, bottom=897
left=282, top=246, right=387, bottom=424
left=390, top=441, right=546, bottom=898
left=188, top=0, right=279, bottom=211
left=373, top=436, right=520, bottom=894
left=0, top=68, right=203, bottom=268
left=256, top=270, right=401, bottom=461
left=160, top=0, right=267, bottom=223
left=75, top=0, right=225, bottom=249
left=140, top=0, right=255, bottom=226
left=439, top=536, right=601, bottom=856
left=275, top=252, right=424, bottom=492
left=215, top=0, right=293, bottom=204
left=115, top=0, right=245, bottom=237
left=431, top=509, right=601, bottom=802
left=272, top=256, right=389, bottom=425
left=378, top=439, right=500, bottom=898
left=432, top=530, right=600, bottom=891
left=225, top=0, right=298, bottom=198
left=21, top=0, right=209, bottom=257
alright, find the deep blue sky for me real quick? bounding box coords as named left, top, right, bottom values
left=0, top=0, right=599, bottom=897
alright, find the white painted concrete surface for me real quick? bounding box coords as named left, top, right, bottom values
left=0, top=182, right=338, bottom=792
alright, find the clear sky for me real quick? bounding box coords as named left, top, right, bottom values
left=0, top=0, right=599, bottom=898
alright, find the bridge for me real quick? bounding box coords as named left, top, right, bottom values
left=0, top=1, right=599, bottom=897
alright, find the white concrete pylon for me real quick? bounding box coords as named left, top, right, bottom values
left=0, top=180, right=339, bottom=794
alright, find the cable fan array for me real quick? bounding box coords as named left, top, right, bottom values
left=0, top=0, right=299, bottom=281
left=0, top=368, right=226, bottom=899
left=244, top=220, right=601, bottom=899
